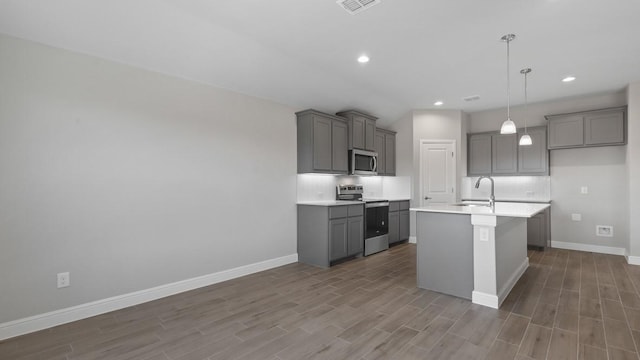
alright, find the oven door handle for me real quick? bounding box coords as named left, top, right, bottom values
left=365, top=202, right=389, bottom=208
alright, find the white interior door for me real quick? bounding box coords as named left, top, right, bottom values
left=420, top=141, right=456, bottom=206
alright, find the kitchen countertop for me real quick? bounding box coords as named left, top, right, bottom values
left=297, top=197, right=410, bottom=206
left=365, top=197, right=411, bottom=202
left=411, top=202, right=550, bottom=218
left=462, top=198, right=551, bottom=204
left=297, top=200, right=363, bottom=206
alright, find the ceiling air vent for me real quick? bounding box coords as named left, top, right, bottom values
left=463, top=95, right=481, bottom=102
left=337, top=0, right=381, bottom=15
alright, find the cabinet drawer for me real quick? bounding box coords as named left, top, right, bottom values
left=389, top=201, right=400, bottom=212
left=398, top=201, right=410, bottom=211
left=348, top=204, right=364, bottom=217
left=329, top=206, right=348, bottom=219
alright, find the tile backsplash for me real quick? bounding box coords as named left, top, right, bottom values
left=297, top=174, right=410, bottom=202
left=461, top=176, right=550, bottom=202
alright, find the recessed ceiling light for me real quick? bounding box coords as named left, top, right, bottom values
left=434, top=101, right=443, bottom=106
left=357, top=55, right=370, bottom=63
left=562, top=76, right=576, bottom=82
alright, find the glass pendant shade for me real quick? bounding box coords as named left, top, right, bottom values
left=519, top=133, right=532, bottom=145
left=519, top=67, right=533, bottom=146
left=500, top=119, right=517, bottom=134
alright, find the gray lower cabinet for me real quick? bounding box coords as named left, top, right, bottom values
left=298, top=204, right=364, bottom=267
left=329, top=218, right=348, bottom=261
left=527, top=207, right=550, bottom=249
left=468, top=126, right=548, bottom=176
left=347, top=216, right=364, bottom=255
left=399, top=209, right=410, bottom=241
left=374, top=129, right=397, bottom=176
left=297, top=109, right=348, bottom=174
left=546, top=106, right=627, bottom=149
left=388, top=211, right=399, bottom=243
left=389, top=200, right=410, bottom=244
left=336, top=110, right=378, bottom=151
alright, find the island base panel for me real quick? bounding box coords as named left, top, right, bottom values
left=416, top=212, right=473, bottom=300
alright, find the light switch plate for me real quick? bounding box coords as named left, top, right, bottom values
left=581, top=186, right=588, bottom=194
left=571, top=213, right=582, bottom=221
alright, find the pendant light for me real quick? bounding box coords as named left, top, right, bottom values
left=500, top=34, right=517, bottom=134
left=519, top=68, right=533, bottom=146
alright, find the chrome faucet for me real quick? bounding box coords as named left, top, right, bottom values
left=474, top=176, right=495, bottom=208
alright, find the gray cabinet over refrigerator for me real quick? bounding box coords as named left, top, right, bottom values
left=546, top=106, right=627, bottom=149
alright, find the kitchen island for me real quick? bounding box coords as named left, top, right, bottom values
left=411, top=202, right=550, bottom=309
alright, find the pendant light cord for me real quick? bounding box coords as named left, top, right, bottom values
left=506, top=38, right=511, bottom=120
left=524, top=70, right=528, bottom=133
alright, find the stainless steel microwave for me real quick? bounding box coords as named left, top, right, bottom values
left=349, top=149, right=378, bottom=175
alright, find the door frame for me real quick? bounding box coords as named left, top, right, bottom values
left=419, top=139, right=457, bottom=206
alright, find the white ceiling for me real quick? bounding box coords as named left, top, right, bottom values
left=1, top=0, right=640, bottom=127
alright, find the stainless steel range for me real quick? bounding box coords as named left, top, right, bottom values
left=336, top=184, right=389, bottom=256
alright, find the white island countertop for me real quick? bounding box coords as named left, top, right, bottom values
left=410, top=202, right=549, bottom=218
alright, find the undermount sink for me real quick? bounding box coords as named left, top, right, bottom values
left=450, top=202, right=492, bottom=208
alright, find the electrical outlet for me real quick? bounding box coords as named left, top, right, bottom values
left=479, top=228, right=489, bottom=241
left=57, top=272, right=70, bottom=288
left=581, top=186, right=588, bottom=194
left=571, top=213, right=582, bottom=221
left=596, top=225, right=613, bottom=237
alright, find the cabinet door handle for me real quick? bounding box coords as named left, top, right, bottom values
left=424, top=196, right=432, bottom=200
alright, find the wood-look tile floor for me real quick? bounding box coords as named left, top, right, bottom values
left=2, top=243, right=640, bottom=360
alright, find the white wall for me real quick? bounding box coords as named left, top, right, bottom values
left=550, top=147, right=628, bottom=249
left=0, top=34, right=298, bottom=324
left=627, top=82, right=640, bottom=260
left=411, top=110, right=466, bottom=236
left=467, top=91, right=629, bottom=253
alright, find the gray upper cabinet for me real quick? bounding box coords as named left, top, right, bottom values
left=336, top=110, right=377, bottom=151
left=491, top=133, right=518, bottom=174
left=546, top=106, right=627, bottom=149
left=385, top=132, right=396, bottom=175
left=518, top=127, right=548, bottom=175
left=332, top=120, right=349, bottom=172
left=547, top=115, right=584, bottom=148
left=297, top=109, right=349, bottom=174
left=468, top=127, right=548, bottom=176
left=467, top=134, right=492, bottom=176
left=584, top=109, right=626, bottom=146
left=365, top=119, right=376, bottom=151
left=374, top=129, right=397, bottom=176
left=374, top=131, right=386, bottom=175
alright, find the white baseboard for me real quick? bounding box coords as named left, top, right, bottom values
left=551, top=241, right=626, bottom=256
left=497, top=257, right=529, bottom=306
left=626, top=254, right=640, bottom=266
left=472, top=291, right=499, bottom=309
left=0, top=253, right=298, bottom=341
left=409, top=236, right=416, bottom=244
